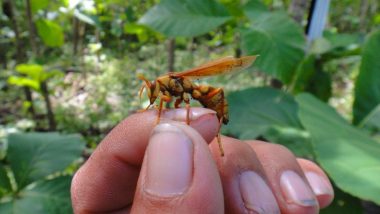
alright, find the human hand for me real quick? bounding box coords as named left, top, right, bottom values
left=71, top=108, right=334, bottom=213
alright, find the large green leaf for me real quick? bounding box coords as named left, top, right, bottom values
left=7, top=133, right=84, bottom=189
left=36, top=19, right=64, bottom=47
left=139, top=0, right=232, bottom=37
left=8, top=76, right=40, bottom=91
left=353, top=30, right=380, bottom=124
left=31, top=0, right=49, bottom=13
left=73, top=9, right=101, bottom=28
left=241, top=12, right=306, bottom=83
left=297, top=93, right=380, bottom=205
left=359, top=104, right=380, bottom=132
left=0, top=176, right=72, bottom=214
left=225, top=87, right=302, bottom=139
left=0, top=164, right=11, bottom=197
left=225, top=87, right=312, bottom=156
left=243, top=0, right=268, bottom=19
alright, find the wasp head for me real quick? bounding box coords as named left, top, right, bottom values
left=138, top=74, right=160, bottom=107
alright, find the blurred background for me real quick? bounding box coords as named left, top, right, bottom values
left=0, top=0, right=380, bottom=213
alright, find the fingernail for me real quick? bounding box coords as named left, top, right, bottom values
left=162, top=107, right=216, bottom=122
left=280, top=171, right=318, bottom=207
left=305, top=172, right=333, bottom=196
left=145, top=123, right=193, bottom=196
left=240, top=171, right=280, bottom=214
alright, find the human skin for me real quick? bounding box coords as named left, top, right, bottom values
left=71, top=107, right=334, bottom=214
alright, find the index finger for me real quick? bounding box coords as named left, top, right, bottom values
left=71, top=108, right=219, bottom=213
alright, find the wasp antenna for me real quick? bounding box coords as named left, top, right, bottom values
left=137, top=74, right=151, bottom=87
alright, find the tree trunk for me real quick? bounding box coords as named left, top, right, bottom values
left=41, top=81, right=56, bottom=131
left=288, top=0, right=311, bottom=25
left=4, top=0, right=37, bottom=119
left=167, top=39, right=175, bottom=72
left=359, top=0, right=369, bottom=33
left=73, top=17, right=80, bottom=56
left=25, top=0, right=38, bottom=56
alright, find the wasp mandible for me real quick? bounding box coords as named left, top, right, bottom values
left=138, top=56, right=257, bottom=156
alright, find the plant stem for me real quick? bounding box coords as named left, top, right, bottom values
left=25, top=0, right=38, bottom=56
left=167, top=38, right=175, bottom=72
left=40, top=81, right=56, bottom=131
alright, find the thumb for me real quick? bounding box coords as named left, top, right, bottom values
left=131, top=122, right=224, bottom=214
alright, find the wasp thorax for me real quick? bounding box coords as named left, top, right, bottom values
left=169, top=79, right=184, bottom=93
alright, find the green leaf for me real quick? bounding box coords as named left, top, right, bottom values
left=297, top=93, right=380, bottom=205
left=36, top=19, right=64, bottom=47
left=359, top=104, right=380, bottom=132
left=16, top=64, right=44, bottom=79
left=241, top=12, right=306, bottom=83
left=243, top=0, right=268, bottom=19
left=291, top=55, right=317, bottom=93
left=0, top=176, right=73, bottom=214
left=124, top=23, right=149, bottom=42
left=8, top=76, right=40, bottom=91
left=0, top=164, right=11, bottom=197
left=262, top=126, right=313, bottom=158
left=225, top=87, right=302, bottom=139
left=31, top=0, right=49, bottom=13
left=7, top=133, right=85, bottom=189
left=353, top=30, right=380, bottom=124
left=139, top=0, right=232, bottom=37
left=74, top=9, right=101, bottom=28
left=15, top=64, right=46, bottom=83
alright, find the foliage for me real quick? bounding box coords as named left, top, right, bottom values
left=139, top=0, right=232, bottom=37
left=226, top=28, right=380, bottom=208
left=241, top=11, right=306, bottom=83
left=353, top=30, right=380, bottom=124
left=36, top=19, right=65, bottom=47
left=297, top=94, right=380, bottom=204
left=0, top=132, right=85, bottom=213
left=1, top=0, right=380, bottom=212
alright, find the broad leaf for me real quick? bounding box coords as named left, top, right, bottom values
left=241, top=12, right=306, bottom=83
left=31, top=0, right=49, bottom=13
left=243, top=0, right=268, bottom=19
left=36, top=19, right=64, bottom=47
left=8, top=76, right=40, bottom=91
left=0, top=164, right=11, bottom=197
left=297, top=93, right=380, bottom=205
left=16, top=64, right=44, bottom=79
left=353, top=30, right=380, bottom=124
left=225, top=87, right=312, bottom=156
left=0, top=176, right=72, bottom=214
left=124, top=23, right=150, bottom=42
left=359, top=104, right=380, bottom=132
left=225, top=87, right=302, bottom=139
left=139, top=0, right=231, bottom=37
left=74, top=9, right=101, bottom=28
left=262, top=126, right=313, bottom=158
left=7, top=133, right=84, bottom=189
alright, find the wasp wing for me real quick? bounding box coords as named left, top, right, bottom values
left=171, top=55, right=257, bottom=78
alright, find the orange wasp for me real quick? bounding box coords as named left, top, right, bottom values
left=138, top=55, right=257, bottom=156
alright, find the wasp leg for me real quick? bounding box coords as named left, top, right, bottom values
left=157, top=94, right=171, bottom=124
left=183, top=93, right=191, bottom=125
left=217, top=117, right=225, bottom=157
left=174, top=98, right=183, bottom=108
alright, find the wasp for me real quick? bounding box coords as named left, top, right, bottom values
left=138, top=56, right=257, bottom=156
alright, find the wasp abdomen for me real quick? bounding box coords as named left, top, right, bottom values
left=192, top=86, right=229, bottom=124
